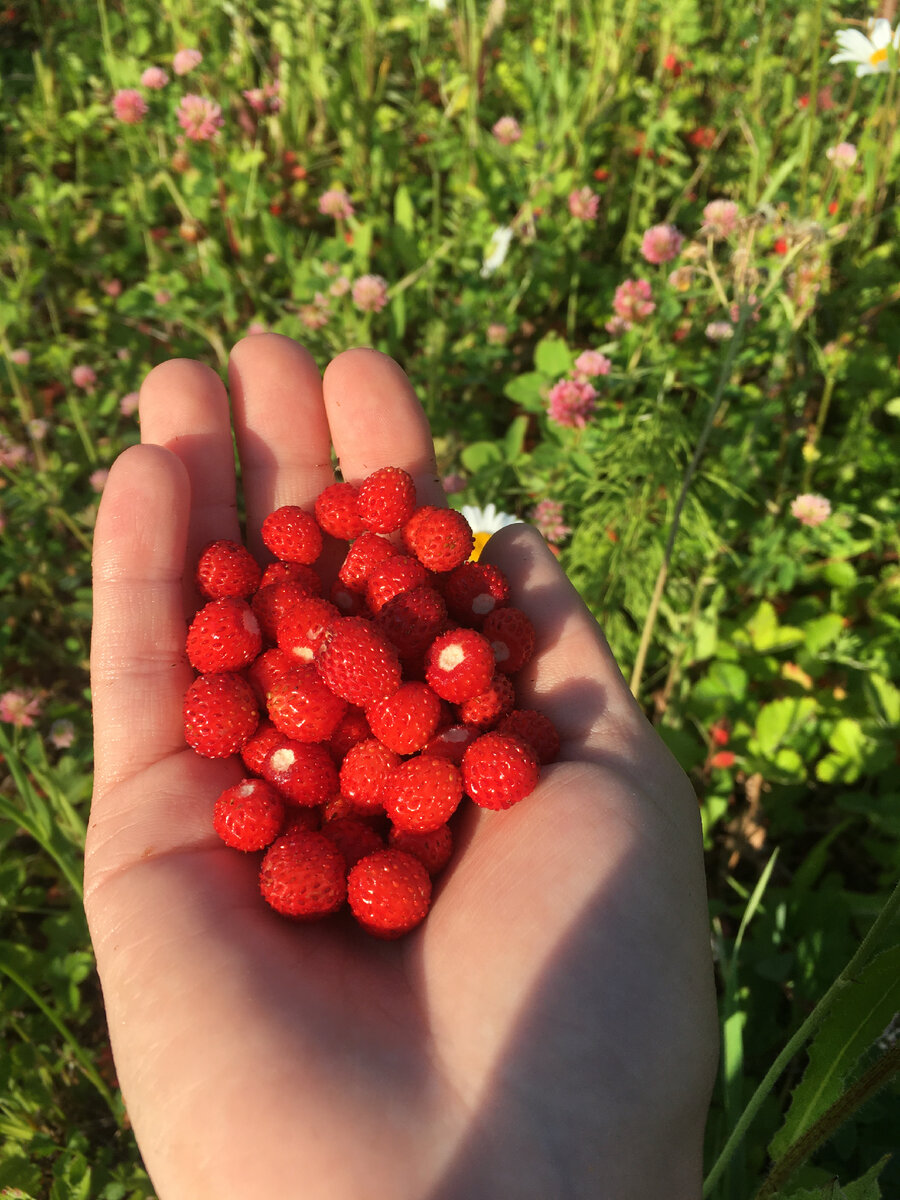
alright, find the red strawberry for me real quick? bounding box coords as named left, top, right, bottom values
left=186, top=597, right=262, bottom=673
left=457, top=671, right=516, bottom=729
left=462, top=731, right=540, bottom=810
left=261, top=505, right=323, bottom=565
left=482, top=606, right=535, bottom=673
left=183, top=673, right=259, bottom=759
left=365, top=554, right=428, bottom=613
left=388, top=824, right=453, bottom=875
left=339, top=737, right=400, bottom=812
left=366, top=681, right=442, bottom=754
left=260, top=830, right=347, bottom=918
left=259, top=561, right=322, bottom=594
left=441, top=560, right=509, bottom=626
left=327, top=706, right=372, bottom=761
left=330, top=578, right=368, bottom=616
left=338, top=531, right=399, bottom=592
left=315, top=616, right=402, bottom=707
left=252, top=579, right=320, bottom=642
left=320, top=816, right=384, bottom=869
left=408, top=508, right=474, bottom=572
left=424, top=627, right=495, bottom=703
left=260, top=740, right=339, bottom=806
left=314, top=481, right=365, bottom=540
left=247, top=647, right=296, bottom=704
left=267, top=667, right=348, bottom=743
left=420, top=723, right=480, bottom=765
left=213, top=778, right=285, bottom=851
left=498, top=709, right=561, bottom=764
left=357, top=466, right=417, bottom=534
left=277, top=595, right=340, bottom=663
left=196, top=539, right=262, bottom=600
left=400, top=504, right=439, bottom=555
left=377, top=585, right=448, bottom=661
left=347, top=848, right=432, bottom=938
left=240, top=719, right=287, bottom=775
left=382, top=755, right=464, bottom=833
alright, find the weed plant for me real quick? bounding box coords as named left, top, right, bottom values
left=1, top=1, right=898, bottom=1196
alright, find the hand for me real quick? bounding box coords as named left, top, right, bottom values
left=86, top=335, right=719, bottom=1200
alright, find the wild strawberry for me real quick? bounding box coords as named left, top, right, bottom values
left=314, top=481, right=365, bottom=540
left=462, top=731, right=540, bottom=810
left=267, top=667, right=348, bottom=743
left=482, top=606, right=535, bottom=673
left=186, top=597, right=262, bottom=673
left=389, top=824, right=454, bottom=875
left=442, top=561, right=510, bottom=626
left=338, top=531, right=399, bottom=592
left=377, top=586, right=448, bottom=661
left=357, top=466, right=417, bottom=534
left=277, top=595, right=340, bottom=663
left=282, top=806, right=322, bottom=835
left=260, top=830, right=347, bottom=918
left=425, top=627, right=495, bottom=703
left=315, top=616, right=402, bottom=707
left=240, top=718, right=287, bottom=775
left=330, top=578, right=368, bottom=616
left=247, top=647, right=296, bottom=704
left=261, top=505, right=323, bottom=565
left=196, top=539, right=262, bottom=600
left=339, top=737, right=400, bottom=811
left=320, top=816, right=384, bottom=869
left=498, top=708, right=561, bottom=764
left=260, top=740, right=339, bottom=806
left=183, top=673, right=259, bottom=759
left=420, top=723, right=480, bottom=764
left=347, top=849, right=432, bottom=938
left=213, top=778, right=285, bottom=851
left=457, top=671, right=516, bottom=729
left=400, top=504, right=439, bottom=554
left=365, top=555, right=428, bottom=613
left=252, top=579, right=320, bottom=642
left=328, top=706, right=372, bottom=761
left=259, top=561, right=322, bottom=594
left=366, top=681, right=442, bottom=755
left=409, top=508, right=474, bottom=572
left=382, top=755, right=464, bottom=833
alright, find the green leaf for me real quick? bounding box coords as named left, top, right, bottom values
left=828, top=718, right=868, bottom=761
left=824, top=561, right=858, bottom=590
left=803, top=612, right=844, bottom=655
left=884, top=397, right=900, bottom=418
left=754, top=697, right=818, bottom=758
left=693, top=661, right=749, bottom=706
left=460, top=441, right=503, bottom=473
left=769, top=947, right=900, bottom=1159
left=533, top=333, right=573, bottom=378
left=864, top=673, right=900, bottom=726
left=742, top=600, right=803, bottom=653
left=393, top=184, right=415, bottom=234
left=503, top=415, right=529, bottom=462
left=503, top=371, right=547, bottom=414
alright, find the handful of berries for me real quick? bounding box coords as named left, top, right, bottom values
left=182, top=467, right=560, bottom=938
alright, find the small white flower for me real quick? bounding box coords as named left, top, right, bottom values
left=829, top=18, right=899, bottom=76
left=459, top=503, right=520, bottom=560
left=480, top=225, right=513, bottom=278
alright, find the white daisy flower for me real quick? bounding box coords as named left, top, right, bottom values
left=480, top=226, right=513, bottom=278
left=459, top=503, right=520, bottom=560
left=829, top=18, right=899, bottom=76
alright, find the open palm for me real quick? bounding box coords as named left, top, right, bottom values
left=86, top=335, right=718, bottom=1200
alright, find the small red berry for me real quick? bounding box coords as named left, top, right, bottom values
left=339, top=737, right=400, bottom=811
left=457, top=671, right=516, bottom=729
left=316, top=616, right=402, bottom=707
left=365, top=555, right=429, bottom=613
left=196, top=539, right=262, bottom=599
left=462, top=731, right=540, bottom=811
left=482, top=606, right=535, bottom=674
left=260, top=740, right=339, bottom=806
left=186, top=597, right=262, bottom=673
left=315, top=482, right=365, bottom=540
left=338, top=531, right=399, bottom=592
left=382, top=755, right=464, bottom=833
left=366, top=681, right=443, bottom=754
left=347, top=849, right=432, bottom=938
left=498, top=709, right=561, bottom=764
left=267, top=667, right=349, bottom=743
left=213, top=779, right=285, bottom=851
left=356, top=466, right=417, bottom=534
left=319, top=816, right=384, bottom=869
left=260, top=830, right=347, bottom=919
left=277, top=595, right=340, bottom=663
left=442, top=560, right=510, bottom=626
left=425, top=627, right=495, bottom=703
left=183, top=673, right=259, bottom=759
left=261, top=505, right=323, bottom=564
left=388, top=824, right=453, bottom=875
left=377, top=585, right=448, bottom=661
left=409, top=508, right=474, bottom=572
left=420, top=723, right=480, bottom=765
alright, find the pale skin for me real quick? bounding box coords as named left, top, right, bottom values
left=86, top=334, right=720, bottom=1200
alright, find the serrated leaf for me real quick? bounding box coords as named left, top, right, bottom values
left=534, top=334, right=573, bottom=378
left=804, top=612, right=844, bottom=655
left=864, top=674, right=900, bottom=726
left=744, top=600, right=803, bottom=652
left=754, top=697, right=818, bottom=758
left=769, top=947, right=900, bottom=1159
left=828, top=718, right=868, bottom=761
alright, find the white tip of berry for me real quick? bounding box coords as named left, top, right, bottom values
left=242, top=608, right=261, bottom=636
left=471, top=594, right=496, bottom=615
left=437, top=642, right=466, bottom=672
left=269, top=748, right=296, bottom=772
left=292, top=646, right=315, bottom=662
left=237, top=781, right=255, bottom=797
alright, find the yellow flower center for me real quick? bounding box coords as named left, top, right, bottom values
left=870, top=45, right=888, bottom=66
left=469, top=531, right=492, bottom=562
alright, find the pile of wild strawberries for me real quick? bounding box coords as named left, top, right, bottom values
left=182, top=467, right=560, bottom=938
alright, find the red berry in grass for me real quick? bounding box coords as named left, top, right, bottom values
left=442, top=560, right=509, bottom=626
left=260, top=740, right=339, bottom=806
left=347, top=849, right=432, bottom=938
left=377, top=586, right=448, bottom=661
left=382, top=755, right=464, bottom=833
left=339, top=737, right=400, bottom=812
left=183, top=673, right=259, bottom=759
left=482, top=606, right=536, bottom=673
left=315, top=481, right=365, bottom=540
left=425, top=627, right=495, bottom=703
left=316, top=616, right=402, bottom=707
left=365, top=554, right=428, bottom=613
left=261, top=505, right=323, bottom=565
left=267, top=667, right=348, bottom=743
left=409, top=508, right=474, bottom=572
left=420, top=723, right=480, bottom=764
left=196, top=539, right=262, bottom=600
left=389, top=824, right=453, bottom=876
left=457, top=671, right=516, bottom=729
left=366, top=681, right=443, bottom=754
left=186, top=598, right=262, bottom=673
left=320, top=817, right=384, bottom=869
left=213, top=779, right=285, bottom=851
left=260, top=830, right=347, bottom=919
left=357, top=466, right=417, bottom=534
left=498, top=709, right=561, bottom=764
left=462, top=731, right=540, bottom=810
left=338, top=531, right=399, bottom=592
left=277, top=596, right=340, bottom=663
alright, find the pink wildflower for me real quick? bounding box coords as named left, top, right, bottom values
left=574, top=349, right=612, bottom=377
left=568, top=187, right=599, bottom=221
left=641, top=223, right=684, bottom=264
left=328, top=276, right=351, bottom=298
left=318, top=189, right=355, bottom=220
left=10, top=348, right=30, bottom=365
left=701, top=199, right=739, bottom=239
left=102, top=278, right=122, bottom=297
left=0, top=436, right=28, bottom=468
left=90, top=468, right=110, bottom=493
left=611, top=278, right=655, bottom=328
left=705, top=321, right=734, bottom=341
left=49, top=718, right=76, bottom=749
left=826, top=142, right=857, bottom=170
left=141, top=66, right=169, bottom=89
left=298, top=293, right=330, bottom=330
left=0, top=690, right=42, bottom=728
left=442, top=473, right=467, bottom=495
left=113, top=89, right=148, bottom=125
left=28, top=419, right=49, bottom=441
left=790, top=493, right=831, bottom=527
left=173, top=48, right=202, bottom=76
left=492, top=116, right=522, bottom=145
left=486, top=323, right=509, bottom=345
left=154, top=290, right=171, bottom=305
left=119, top=392, right=140, bottom=417
left=531, top=499, right=571, bottom=544
left=71, top=365, right=97, bottom=389
left=352, top=274, right=389, bottom=313
left=244, top=83, right=280, bottom=113
left=547, top=378, right=597, bottom=428
left=176, top=95, right=223, bottom=141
